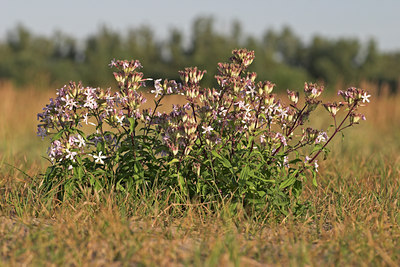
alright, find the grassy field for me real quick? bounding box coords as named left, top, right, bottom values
left=1, top=81, right=400, bottom=266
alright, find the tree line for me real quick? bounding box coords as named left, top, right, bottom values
left=1, top=17, right=399, bottom=93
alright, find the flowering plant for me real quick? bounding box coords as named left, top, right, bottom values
left=37, top=49, right=370, bottom=215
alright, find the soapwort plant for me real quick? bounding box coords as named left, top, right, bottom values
left=37, top=49, right=370, bottom=215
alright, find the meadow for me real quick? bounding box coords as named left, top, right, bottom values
left=1, top=79, right=400, bottom=266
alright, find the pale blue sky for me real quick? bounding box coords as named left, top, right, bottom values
left=1, top=0, right=399, bottom=51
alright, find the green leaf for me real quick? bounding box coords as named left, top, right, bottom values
left=116, top=181, right=126, bottom=192
left=312, top=171, right=318, bottom=187
left=167, top=158, right=180, bottom=165
left=245, top=180, right=256, bottom=190
left=76, top=129, right=86, bottom=139
left=239, top=165, right=250, bottom=181
left=128, top=117, right=136, bottom=134
left=76, top=155, right=83, bottom=165
left=247, top=136, right=254, bottom=148
left=279, top=170, right=298, bottom=189
left=173, top=172, right=187, bottom=196
left=211, top=151, right=233, bottom=171
left=310, top=143, right=323, bottom=154
left=52, top=130, right=65, bottom=141
left=77, top=166, right=84, bottom=180
left=89, top=173, right=95, bottom=186
left=97, top=141, right=104, bottom=152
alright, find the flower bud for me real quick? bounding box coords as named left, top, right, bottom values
left=304, top=82, right=323, bottom=99
left=323, top=102, right=343, bottom=116
left=262, top=81, right=275, bottom=94
left=287, top=89, right=299, bottom=104
left=349, top=112, right=366, bottom=124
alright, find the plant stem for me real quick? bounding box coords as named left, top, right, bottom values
left=308, top=102, right=356, bottom=163
left=272, top=103, right=308, bottom=157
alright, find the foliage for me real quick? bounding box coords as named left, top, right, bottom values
left=37, top=49, right=370, bottom=215
left=1, top=20, right=399, bottom=92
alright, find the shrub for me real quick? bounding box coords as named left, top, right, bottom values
left=37, top=49, right=370, bottom=215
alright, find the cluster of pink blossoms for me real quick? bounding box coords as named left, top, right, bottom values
left=37, top=49, right=370, bottom=176
left=37, top=82, right=127, bottom=165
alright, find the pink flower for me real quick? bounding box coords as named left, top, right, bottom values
left=109, top=59, right=117, bottom=68
left=61, top=95, right=77, bottom=110
left=260, top=134, right=266, bottom=143
left=275, top=132, right=287, bottom=146
left=235, top=101, right=246, bottom=110
left=315, top=132, right=328, bottom=144
left=84, top=95, right=98, bottom=109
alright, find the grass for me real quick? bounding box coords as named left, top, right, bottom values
left=1, top=81, right=400, bottom=266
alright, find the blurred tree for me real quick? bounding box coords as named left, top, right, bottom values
left=188, top=17, right=234, bottom=87
left=1, top=19, right=400, bottom=93
left=83, top=26, right=124, bottom=87
left=4, top=25, right=54, bottom=87
left=255, top=28, right=309, bottom=91
left=50, top=31, right=82, bottom=85
left=164, top=28, right=188, bottom=81
left=299, top=36, right=363, bottom=88
left=276, top=26, right=303, bottom=65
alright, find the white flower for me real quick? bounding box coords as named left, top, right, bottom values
left=202, top=125, right=214, bottom=134
left=278, top=107, right=288, bottom=120
left=244, top=104, right=252, bottom=113
left=83, top=113, right=89, bottom=124
left=65, top=149, right=77, bottom=162
left=361, top=92, right=371, bottom=103
left=61, top=95, right=77, bottom=110
left=84, top=95, right=98, bottom=109
left=109, top=59, right=117, bottom=68
left=246, top=85, right=257, bottom=98
left=115, top=115, right=125, bottom=126
left=122, top=61, right=129, bottom=69
left=151, top=79, right=163, bottom=98
left=92, top=151, right=107, bottom=164
left=283, top=156, right=289, bottom=167
left=84, top=87, right=97, bottom=96
left=315, top=132, right=328, bottom=144
left=314, top=160, right=319, bottom=172
left=311, top=87, right=319, bottom=96
left=48, top=140, right=63, bottom=162
left=82, top=113, right=96, bottom=126
left=68, top=136, right=76, bottom=146
left=74, top=134, right=86, bottom=148
left=219, top=107, right=228, bottom=116
left=234, top=101, right=246, bottom=110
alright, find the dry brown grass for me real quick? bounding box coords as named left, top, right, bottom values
left=1, top=81, right=400, bottom=266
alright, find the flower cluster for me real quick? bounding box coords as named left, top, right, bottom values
left=38, top=49, right=370, bottom=213
left=37, top=82, right=127, bottom=166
